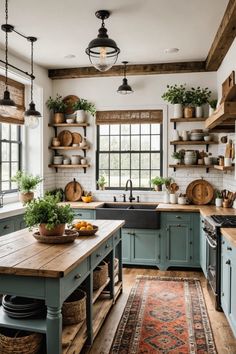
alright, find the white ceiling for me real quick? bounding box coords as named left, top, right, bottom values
left=0, top=0, right=229, bottom=69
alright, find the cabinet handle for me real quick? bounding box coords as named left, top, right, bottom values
left=189, top=228, right=192, bottom=231
left=127, top=232, right=135, bottom=236
left=189, top=241, right=193, bottom=245
left=175, top=215, right=181, bottom=219
left=114, top=236, right=118, bottom=240
left=166, top=256, right=169, bottom=260
left=226, top=259, right=231, bottom=265
left=158, top=255, right=160, bottom=259
left=177, top=224, right=181, bottom=227
left=76, top=213, right=82, bottom=217
left=74, top=273, right=82, bottom=280
left=166, top=228, right=169, bottom=231
left=227, top=246, right=232, bottom=251
left=222, top=241, right=225, bottom=245
left=105, top=244, right=110, bottom=249
left=96, top=254, right=102, bottom=258
left=190, top=256, right=192, bottom=260
left=3, top=225, right=10, bottom=230
left=222, top=292, right=224, bottom=297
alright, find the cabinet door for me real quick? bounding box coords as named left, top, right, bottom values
left=14, top=214, right=26, bottom=231
left=200, top=217, right=207, bottom=277
left=0, top=218, right=15, bottom=236
left=221, top=240, right=231, bottom=315
left=131, top=229, right=160, bottom=264
left=166, top=223, right=191, bottom=265
left=229, top=253, right=236, bottom=336
left=73, top=209, right=95, bottom=220
left=121, top=229, right=131, bottom=263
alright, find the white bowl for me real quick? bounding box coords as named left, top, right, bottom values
left=66, top=118, right=74, bottom=124
left=204, top=136, right=211, bottom=142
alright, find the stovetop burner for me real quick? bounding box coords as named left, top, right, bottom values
left=211, top=215, right=236, bottom=227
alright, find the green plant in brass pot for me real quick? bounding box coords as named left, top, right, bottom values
left=24, top=195, right=74, bottom=236
left=151, top=176, right=164, bottom=191
left=46, top=94, right=68, bottom=123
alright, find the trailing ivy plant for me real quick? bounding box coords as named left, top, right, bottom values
left=24, top=195, right=74, bottom=230
left=11, top=171, right=42, bottom=193
left=161, top=84, right=186, bottom=104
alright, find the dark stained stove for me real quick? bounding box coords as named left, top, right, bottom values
left=210, top=215, right=236, bottom=227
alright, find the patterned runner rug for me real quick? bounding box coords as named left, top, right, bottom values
left=110, top=276, right=217, bottom=354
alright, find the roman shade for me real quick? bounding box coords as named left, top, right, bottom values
left=96, top=109, right=163, bottom=125
left=0, top=75, right=25, bottom=125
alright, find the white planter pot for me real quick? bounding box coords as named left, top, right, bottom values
left=224, top=157, right=232, bottom=167
left=209, top=106, right=215, bottom=116
left=178, top=196, right=187, bottom=205
left=215, top=198, right=223, bottom=207
left=204, top=157, right=212, bottom=166
left=173, top=158, right=181, bottom=165
left=173, top=104, right=183, bottom=118
left=172, top=129, right=180, bottom=141
left=76, top=110, right=86, bottom=123
left=169, top=193, right=177, bottom=204
left=195, top=106, right=203, bottom=118
left=163, top=192, right=170, bottom=203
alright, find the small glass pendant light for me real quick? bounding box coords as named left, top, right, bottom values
left=117, top=61, right=133, bottom=94
left=86, top=10, right=120, bottom=72
left=24, top=37, right=41, bottom=129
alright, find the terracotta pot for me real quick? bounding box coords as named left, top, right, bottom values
left=53, top=113, right=65, bottom=124
left=39, top=223, right=65, bottom=236
left=184, top=107, right=195, bottom=118
left=19, top=192, right=34, bottom=204
left=154, top=184, right=162, bottom=191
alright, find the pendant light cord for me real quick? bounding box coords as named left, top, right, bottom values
left=5, top=0, right=9, bottom=90
left=30, top=40, right=34, bottom=102
left=124, top=63, right=127, bottom=79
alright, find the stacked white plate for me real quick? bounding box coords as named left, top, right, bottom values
left=53, top=155, right=63, bottom=164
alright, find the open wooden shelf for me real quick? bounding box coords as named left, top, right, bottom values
left=93, top=278, right=110, bottom=304
left=214, top=165, right=234, bottom=172
left=62, top=320, right=87, bottom=354
left=49, top=164, right=90, bottom=168
left=48, top=123, right=89, bottom=127
left=205, top=102, right=236, bottom=129
left=49, top=146, right=89, bottom=150
left=169, top=164, right=214, bottom=169
left=170, top=117, right=206, bottom=122
left=170, top=140, right=218, bottom=145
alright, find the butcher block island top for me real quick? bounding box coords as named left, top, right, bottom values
left=0, top=219, right=124, bottom=278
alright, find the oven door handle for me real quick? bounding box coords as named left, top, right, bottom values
left=205, top=233, right=217, bottom=249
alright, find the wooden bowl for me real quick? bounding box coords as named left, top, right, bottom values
left=81, top=196, right=93, bottom=203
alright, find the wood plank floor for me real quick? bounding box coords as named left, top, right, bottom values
left=85, top=268, right=236, bottom=354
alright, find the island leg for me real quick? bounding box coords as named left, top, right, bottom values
left=46, top=306, right=62, bottom=354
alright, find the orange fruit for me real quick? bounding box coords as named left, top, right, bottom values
left=86, top=225, right=93, bottom=230
left=80, top=226, right=86, bottom=231
left=80, top=221, right=87, bottom=227
left=75, top=222, right=82, bottom=230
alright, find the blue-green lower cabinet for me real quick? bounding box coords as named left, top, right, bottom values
left=221, top=236, right=236, bottom=337
left=122, top=229, right=161, bottom=266
left=0, top=214, right=25, bottom=237
left=200, top=216, right=207, bottom=277
left=73, top=209, right=95, bottom=220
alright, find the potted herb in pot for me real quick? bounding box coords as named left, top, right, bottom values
left=215, top=190, right=223, bottom=207
left=151, top=176, right=164, bottom=191
left=97, top=175, right=107, bottom=190
left=162, top=84, right=186, bottom=118
left=24, top=195, right=74, bottom=236
left=46, top=94, right=67, bottom=124
left=192, top=87, right=211, bottom=118
left=11, top=171, right=42, bottom=204
left=208, top=99, right=218, bottom=116
left=72, top=98, right=96, bottom=123
left=182, top=88, right=195, bottom=118
left=171, top=151, right=183, bottom=165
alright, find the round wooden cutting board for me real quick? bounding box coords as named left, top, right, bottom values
left=186, top=179, right=214, bottom=205
left=62, top=95, right=79, bottom=115
left=58, top=130, right=73, bottom=146
left=65, top=179, right=83, bottom=201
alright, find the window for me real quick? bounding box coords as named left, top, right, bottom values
left=96, top=123, right=162, bottom=189
left=0, top=123, right=22, bottom=193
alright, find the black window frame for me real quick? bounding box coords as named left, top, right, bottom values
left=96, top=123, right=163, bottom=190
left=0, top=123, right=22, bottom=193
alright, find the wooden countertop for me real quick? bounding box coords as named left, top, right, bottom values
left=59, top=202, right=104, bottom=209
left=157, top=203, right=200, bottom=212
left=221, top=229, right=236, bottom=247
left=0, top=220, right=124, bottom=278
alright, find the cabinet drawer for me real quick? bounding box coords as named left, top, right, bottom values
left=91, top=238, right=113, bottom=268
left=164, top=212, right=192, bottom=223
left=113, top=231, right=121, bottom=246
left=0, top=219, right=15, bottom=236
left=73, top=209, right=95, bottom=220
left=63, top=258, right=89, bottom=298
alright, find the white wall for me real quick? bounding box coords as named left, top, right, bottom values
left=52, top=71, right=223, bottom=201
left=216, top=38, right=236, bottom=191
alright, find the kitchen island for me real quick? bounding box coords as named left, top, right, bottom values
left=0, top=219, right=124, bottom=354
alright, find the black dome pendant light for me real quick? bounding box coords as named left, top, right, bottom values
left=24, top=37, right=41, bottom=129
left=117, top=61, right=133, bottom=94
left=0, top=0, right=16, bottom=115
left=86, top=10, right=120, bottom=72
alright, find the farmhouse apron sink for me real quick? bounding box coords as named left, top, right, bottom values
left=96, top=203, right=160, bottom=229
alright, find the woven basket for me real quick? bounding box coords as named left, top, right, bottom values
left=93, top=261, right=108, bottom=290
left=0, top=328, right=43, bottom=354
left=62, top=288, right=86, bottom=325
left=114, top=258, right=119, bottom=276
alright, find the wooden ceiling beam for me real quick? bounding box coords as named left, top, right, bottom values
left=48, top=61, right=206, bottom=80
left=205, top=0, right=236, bottom=71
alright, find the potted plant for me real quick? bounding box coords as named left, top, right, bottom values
left=24, top=195, right=74, bottom=236
left=182, top=88, right=195, bottom=118
left=151, top=176, right=164, bottom=191
left=11, top=171, right=42, bottom=204
left=46, top=94, right=67, bottom=124
left=208, top=99, right=218, bottom=116
left=72, top=98, right=96, bottom=123
left=162, top=84, right=186, bottom=118
left=97, top=175, right=107, bottom=190
left=45, top=188, right=64, bottom=202
left=192, top=87, right=211, bottom=118
left=171, top=151, right=183, bottom=165
left=215, top=190, right=223, bottom=207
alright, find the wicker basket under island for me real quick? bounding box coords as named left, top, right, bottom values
left=0, top=328, right=43, bottom=354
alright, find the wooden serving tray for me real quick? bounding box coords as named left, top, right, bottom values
left=186, top=179, right=214, bottom=205
left=33, top=229, right=78, bottom=244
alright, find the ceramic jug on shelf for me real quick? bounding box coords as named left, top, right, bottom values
left=182, top=130, right=189, bottom=141
left=172, top=129, right=180, bottom=141
left=80, top=137, right=88, bottom=148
